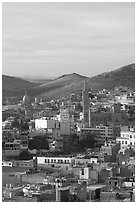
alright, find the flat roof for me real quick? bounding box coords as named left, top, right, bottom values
left=87, top=184, right=106, bottom=191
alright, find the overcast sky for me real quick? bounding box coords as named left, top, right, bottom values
left=2, top=2, right=135, bottom=78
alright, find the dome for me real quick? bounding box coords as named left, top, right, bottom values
left=22, top=91, right=30, bottom=104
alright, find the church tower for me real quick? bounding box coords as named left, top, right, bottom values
left=83, top=80, right=90, bottom=127
left=22, top=91, right=30, bottom=106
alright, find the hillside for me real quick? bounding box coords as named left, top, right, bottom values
left=2, top=63, right=135, bottom=100
left=38, top=63, right=135, bottom=100
left=2, top=75, right=37, bottom=91
left=2, top=73, right=87, bottom=98
left=88, top=63, right=135, bottom=91
left=22, top=76, right=55, bottom=85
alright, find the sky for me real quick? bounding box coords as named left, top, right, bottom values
left=2, top=2, right=135, bottom=78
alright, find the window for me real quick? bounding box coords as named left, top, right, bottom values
left=82, top=169, right=84, bottom=175
left=125, top=141, right=127, bottom=144
left=45, top=159, right=47, bottom=163
left=130, top=135, right=132, bottom=139
left=130, top=142, right=132, bottom=145
left=122, top=141, right=124, bottom=144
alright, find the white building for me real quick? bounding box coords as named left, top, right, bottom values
left=79, top=167, right=98, bottom=181
left=34, top=156, right=75, bottom=173
left=35, top=156, right=75, bottom=166
left=116, top=130, right=135, bottom=151
left=35, top=117, right=71, bottom=136
left=2, top=161, right=13, bottom=167
left=35, top=118, right=60, bottom=130
left=115, top=94, right=135, bottom=106
left=59, top=109, right=70, bottom=121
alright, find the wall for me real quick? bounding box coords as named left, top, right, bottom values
left=72, top=167, right=81, bottom=177
left=2, top=161, right=13, bottom=167
left=76, top=182, right=87, bottom=201
left=12, top=160, right=34, bottom=168
left=100, top=192, right=117, bottom=202
left=35, top=119, right=48, bottom=129
left=5, top=149, right=20, bottom=156
left=119, top=166, right=134, bottom=177
left=90, top=113, right=111, bottom=128
left=79, top=167, right=89, bottom=180
left=89, top=169, right=99, bottom=181
left=75, top=158, right=91, bottom=165
left=98, top=169, right=112, bottom=183
left=60, top=121, right=70, bottom=135
left=35, top=118, right=60, bottom=130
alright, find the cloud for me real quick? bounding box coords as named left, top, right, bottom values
left=2, top=2, right=135, bottom=77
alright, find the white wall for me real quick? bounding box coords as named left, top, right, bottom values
left=121, top=131, right=135, bottom=146
left=2, top=161, right=13, bottom=167
left=35, top=118, right=48, bottom=129
left=35, top=156, right=75, bottom=166
left=79, top=167, right=89, bottom=180
left=116, top=130, right=135, bottom=150
left=90, top=158, right=98, bottom=163
left=35, top=118, right=60, bottom=130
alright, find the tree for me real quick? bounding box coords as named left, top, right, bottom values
left=28, top=136, right=49, bottom=150
left=79, top=132, right=96, bottom=150
left=75, top=102, right=83, bottom=112
left=11, top=117, right=20, bottom=128
left=19, top=119, right=29, bottom=131
left=68, top=194, right=80, bottom=202
left=19, top=150, right=33, bottom=160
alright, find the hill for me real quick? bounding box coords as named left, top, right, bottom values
left=24, top=73, right=87, bottom=98
left=2, top=63, right=135, bottom=101
left=38, top=63, right=135, bottom=100
left=2, top=75, right=37, bottom=91
left=22, top=76, right=55, bottom=85
left=87, top=63, right=135, bottom=91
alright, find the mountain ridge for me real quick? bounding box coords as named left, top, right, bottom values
left=2, top=63, right=135, bottom=100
